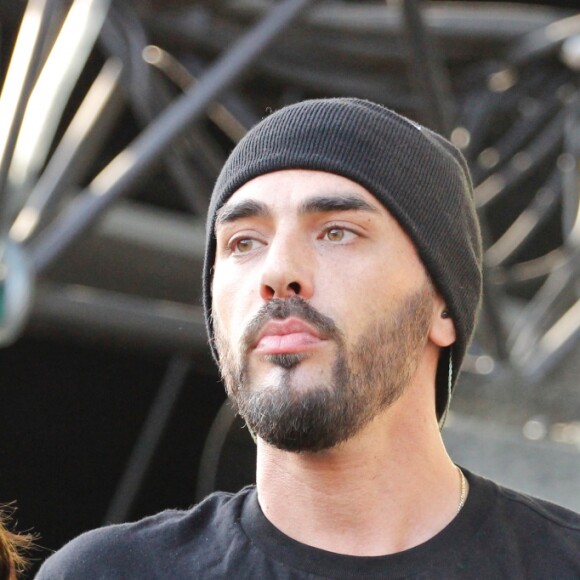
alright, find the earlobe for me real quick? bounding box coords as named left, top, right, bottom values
left=429, top=301, right=456, bottom=347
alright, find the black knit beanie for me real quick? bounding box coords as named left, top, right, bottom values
left=203, top=98, right=483, bottom=421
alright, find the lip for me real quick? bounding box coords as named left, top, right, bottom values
left=253, top=318, right=325, bottom=355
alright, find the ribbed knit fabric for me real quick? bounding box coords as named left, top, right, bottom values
left=203, top=98, right=483, bottom=420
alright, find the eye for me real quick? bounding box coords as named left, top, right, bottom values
left=323, top=226, right=357, bottom=243
left=231, top=237, right=264, bottom=254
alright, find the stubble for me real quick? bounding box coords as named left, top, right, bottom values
left=214, top=287, right=433, bottom=453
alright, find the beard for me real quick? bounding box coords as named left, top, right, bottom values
left=214, top=286, right=433, bottom=453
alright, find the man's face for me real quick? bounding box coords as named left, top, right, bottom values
left=211, top=169, right=436, bottom=452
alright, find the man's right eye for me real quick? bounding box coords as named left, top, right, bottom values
left=231, top=238, right=264, bottom=254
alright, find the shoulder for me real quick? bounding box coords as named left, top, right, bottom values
left=467, top=471, right=580, bottom=562
left=479, top=472, right=580, bottom=529
left=493, top=481, right=580, bottom=537
left=35, top=487, right=255, bottom=579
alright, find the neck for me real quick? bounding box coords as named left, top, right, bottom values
left=255, top=385, right=463, bottom=556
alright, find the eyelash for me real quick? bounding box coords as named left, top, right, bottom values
left=225, top=224, right=359, bottom=255
left=226, top=237, right=260, bottom=255
left=320, top=224, right=358, bottom=242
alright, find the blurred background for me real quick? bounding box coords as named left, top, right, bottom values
left=0, top=0, right=579, bottom=574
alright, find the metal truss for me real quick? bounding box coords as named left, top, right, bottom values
left=1, top=0, right=579, bottom=376
left=0, top=0, right=580, bottom=515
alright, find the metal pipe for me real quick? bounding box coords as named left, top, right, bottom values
left=103, top=354, right=191, bottom=524
left=10, top=58, right=124, bottom=243
left=401, top=0, right=455, bottom=136
left=30, top=0, right=315, bottom=274
left=195, top=401, right=238, bottom=502
left=8, top=0, right=112, bottom=204
left=30, top=282, right=208, bottom=353
left=0, top=0, right=55, bottom=233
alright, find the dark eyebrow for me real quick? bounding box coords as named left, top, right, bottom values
left=215, top=199, right=270, bottom=226
left=298, top=195, right=379, bottom=215
left=215, top=193, right=379, bottom=228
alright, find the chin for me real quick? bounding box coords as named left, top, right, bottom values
left=263, top=352, right=305, bottom=369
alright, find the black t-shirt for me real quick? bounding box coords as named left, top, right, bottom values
left=36, top=470, right=580, bottom=579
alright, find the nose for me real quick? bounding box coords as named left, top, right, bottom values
left=259, top=232, right=314, bottom=301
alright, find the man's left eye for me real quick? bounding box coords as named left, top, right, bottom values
left=323, top=227, right=356, bottom=243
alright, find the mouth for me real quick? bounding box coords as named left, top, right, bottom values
left=253, top=317, right=326, bottom=355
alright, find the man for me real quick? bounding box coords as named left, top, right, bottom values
left=37, top=98, right=580, bottom=578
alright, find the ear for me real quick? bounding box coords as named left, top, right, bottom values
left=429, top=293, right=456, bottom=347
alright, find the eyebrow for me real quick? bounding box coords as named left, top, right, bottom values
left=215, top=199, right=268, bottom=226
left=298, top=195, right=379, bottom=215
left=215, top=194, right=379, bottom=228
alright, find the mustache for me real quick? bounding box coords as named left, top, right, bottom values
left=241, top=296, right=342, bottom=354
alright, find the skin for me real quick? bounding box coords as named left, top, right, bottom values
left=212, top=169, right=463, bottom=557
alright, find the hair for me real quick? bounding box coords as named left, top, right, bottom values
left=0, top=505, right=36, bottom=579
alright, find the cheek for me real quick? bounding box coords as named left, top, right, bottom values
left=212, top=267, right=258, bottom=342
left=211, top=268, right=235, bottom=331
left=317, top=256, right=414, bottom=335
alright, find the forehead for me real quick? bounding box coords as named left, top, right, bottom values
left=213, top=168, right=431, bottom=286
left=218, top=169, right=386, bottom=217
